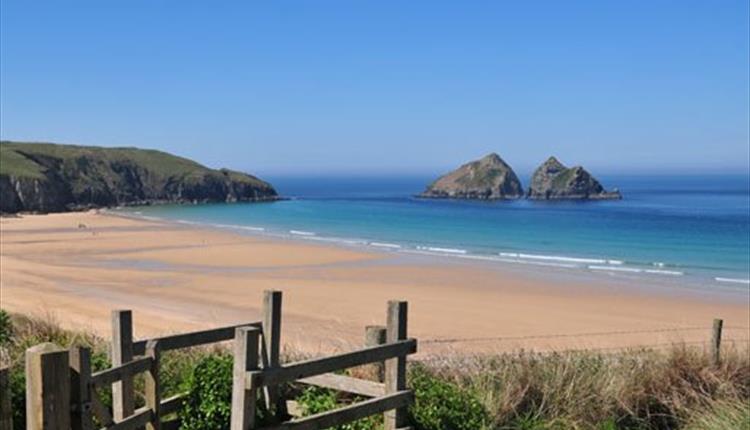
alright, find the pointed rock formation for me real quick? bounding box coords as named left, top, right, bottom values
left=527, top=156, right=621, bottom=200
left=419, top=153, right=524, bottom=200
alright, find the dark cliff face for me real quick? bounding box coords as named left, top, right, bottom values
left=0, top=142, right=279, bottom=214
left=527, top=157, right=621, bottom=200
left=419, top=153, right=524, bottom=200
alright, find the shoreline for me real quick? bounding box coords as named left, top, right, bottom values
left=109, top=207, right=750, bottom=300
left=1, top=211, right=748, bottom=356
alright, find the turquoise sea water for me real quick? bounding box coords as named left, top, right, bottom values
left=119, top=174, right=750, bottom=290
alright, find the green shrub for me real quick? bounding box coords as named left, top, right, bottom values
left=297, top=386, right=381, bottom=430
left=179, top=354, right=271, bottom=429
left=179, top=354, right=235, bottom=430
left=0, top=309, right=12, bottom=345
left=408, top=364, right=490, bottom=430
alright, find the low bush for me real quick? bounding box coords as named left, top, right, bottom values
left=408, top=364, right=491, bottom=430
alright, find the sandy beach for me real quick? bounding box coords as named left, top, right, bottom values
left=1, top=211, right=747, bottom=356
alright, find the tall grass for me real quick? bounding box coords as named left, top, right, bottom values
left=1, top=310, right=747, bottom=430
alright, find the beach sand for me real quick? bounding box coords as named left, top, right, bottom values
left=1, top=211, right=747, bottom=356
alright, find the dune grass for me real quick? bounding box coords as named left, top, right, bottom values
left=1, top=310, right=747, bottom=430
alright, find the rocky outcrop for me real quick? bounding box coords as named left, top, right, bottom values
left=527, top=157, right=621, bottom=200
left=0, top=141, right=279, bottom=214
left=419, top=153, right=524, bottom=200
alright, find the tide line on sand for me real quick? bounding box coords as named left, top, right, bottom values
left=715, top=277, right=750, bottom=285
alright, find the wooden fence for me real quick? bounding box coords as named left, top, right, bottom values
left=16, top=291, right=417, bottom=430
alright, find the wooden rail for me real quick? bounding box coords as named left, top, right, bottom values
left=132, top=321, right=262, bottom=355
left=248, top=339, right=416, bottom=387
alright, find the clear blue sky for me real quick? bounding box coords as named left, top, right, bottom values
left=1, top=1, right=748, bottom=176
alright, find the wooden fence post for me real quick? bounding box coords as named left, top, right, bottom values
left=145, top=340, right=161, bottom=430
left=70, top=347, right=94, bottom=430
left=262, top=290, right=284, bottom=416
left=25, top=343, right=70, bottom=430
left=365, top=325, right=387, bottom=382
left=711, top=318, right=723, bottom=366
left=112, top=310, right=135, bottom=421
left=0, top=366, right=11, bottom=430
left=231, top=327, right=260, bottom=430
left=384, top=301, right=408, bottom=430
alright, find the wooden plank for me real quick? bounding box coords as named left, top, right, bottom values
left=90, top=356, right=153, bottom=388
left=160, top=393, right=186, bottom=416
left=161, top=419, right=181, bottom=430
left=144, top=341, right=161, bottom=430
left=70, top=347, right=94, bottom=430
left=231, top=327, right=261, bottom=430
left=247, top=339, right=416, bottom=388
left=112, top=310, right=135, bottom=422
left=132, top=322, right=262, bottom=355
left=91, top=395, right=114, bottom=427
left=25, top=343, right=71, bottom=430
left=286, top=400, right=303, bottom=417
left=711, top=318, right=723, bottom=365
left=266, top=390, right=413, bottom=430
left=262, top=290, right=284, bottom=415
left=298, top=373, right=385, bottom=397
left=385, top=301, right=408, bottom=430
left=0, top=367, right=11, bottom=430
left=365, top=325, right=387, bottom=382
left=106, top=407, right=153, bottom=430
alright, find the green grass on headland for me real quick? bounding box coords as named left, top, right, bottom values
left=1, top=310, right=747, bottom=430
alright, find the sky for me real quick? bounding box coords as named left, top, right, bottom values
left=1, top=1, right=748, bottom=176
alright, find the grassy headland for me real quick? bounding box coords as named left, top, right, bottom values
left=0, top=141, right=278, bottom=213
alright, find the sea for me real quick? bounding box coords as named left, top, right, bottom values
left=116, top=174, right=750, bottom=292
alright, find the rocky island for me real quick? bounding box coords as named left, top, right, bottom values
left=0, top=141, right=279, bottom=214
left=527, top=156, right=621, bottom=200
left=419, top=153, right=524, bottom=200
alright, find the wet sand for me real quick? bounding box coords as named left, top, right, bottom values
left=1, top=211, right=747, bottom=356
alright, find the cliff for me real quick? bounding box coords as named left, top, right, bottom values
left=419, top=153, right=524, bottom=200
left=527, top=157, right=621, bottom=200
left=0, top=141, right=279, bottom=213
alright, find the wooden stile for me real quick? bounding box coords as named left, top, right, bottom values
left=365, top=325, right=387, bottom=382
left=232, top=327, right=261, bottom=430
left=112, top=310, right=135, bottom=422
left=711, top=318, right=723, bottom=366
left=70, top=347, right=94, bottom=430
left=144, top=340, right=161, bottom=430
left=0, top=366, right=11, bottom=430
left=384, top=301, right=408, bottom=430
left=25, top=343, right=70, bottom=430
left=263, top=290, right=285, bottom=415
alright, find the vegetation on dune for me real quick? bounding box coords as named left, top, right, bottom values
left=1, top=311, right=748, bottom=430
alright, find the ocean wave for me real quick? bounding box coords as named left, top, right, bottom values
left=588, top=265, right=643, bottom=273
left=416, top=246, right=467, bottom=254
left=370, top=242, right=402, bottom=249
left=506, top=252, right=606, bottom=264
left=290, top=230, right=316, bottom=236
left=715, top=277, right=750, bottom=285
left=644, top=269, right=684, bottom=276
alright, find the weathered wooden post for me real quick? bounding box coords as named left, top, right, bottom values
left=711, top=318, right=723, bottom=366
left=384, top=301, right=408, bottom=430
left=25, top=343, right=70, bottom=430
left=262, top=290, right=284, bottom=416
left=231, top=327, right=260, bottom=430
left=0, top=366, right=11, bottom=430
left=112, top=310, right=135, bottom=421
left=365, top=325, right=387, bottom=382
left=144, top=340, right=161, bottom=430
left=70, top=347, right=94, bottom=430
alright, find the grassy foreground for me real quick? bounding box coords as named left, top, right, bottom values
left=0, top=310, right=747, bottom=430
